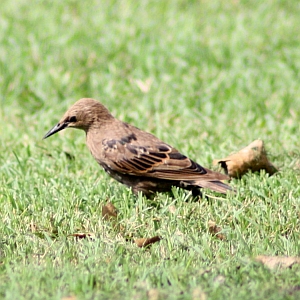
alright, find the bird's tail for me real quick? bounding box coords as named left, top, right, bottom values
left=195, top=180, right=233, bottom=194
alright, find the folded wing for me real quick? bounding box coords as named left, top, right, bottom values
left=102, top=137, right=230, bottom=184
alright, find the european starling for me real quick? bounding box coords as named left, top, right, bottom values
left=43, top=98, right=232, bottom=197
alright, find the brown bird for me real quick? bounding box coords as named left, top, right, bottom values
left=43, top=98, right=232, bottom=198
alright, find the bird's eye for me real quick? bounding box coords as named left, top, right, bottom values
left=69, top=116, right=77, bottom=122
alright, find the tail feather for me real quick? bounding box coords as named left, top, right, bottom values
left=195, top=180, right=233, bottom=194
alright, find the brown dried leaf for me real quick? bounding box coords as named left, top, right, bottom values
left=102, top=202, right=118, bottom=220
left=69, top=233, right=95, bottom=240
left=208, top=220, right=226, bottom=240
left=214, top=139, right=278, bottom=178
left=256, top=255, right=300, bottom=270
left=135, top=236, right=162, bottom=248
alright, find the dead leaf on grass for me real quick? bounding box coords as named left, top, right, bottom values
left=255, top=255, right=300, bottom=270
left=102, top=201, right=125, bottom=233
left=214, top=139, right=278, bottom=178
left=135, top=236, right=162, bottom=248
left=208, top=220, right=226, bottom=240
left=102, top=202, right=118, bottom=220
left=69, top=233, right=96, bottom=240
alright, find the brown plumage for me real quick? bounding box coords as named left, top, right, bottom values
left=43, top=98, right=232, bottom=197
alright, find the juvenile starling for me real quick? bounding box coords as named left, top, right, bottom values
left=43, top=98, right=232, bottom=197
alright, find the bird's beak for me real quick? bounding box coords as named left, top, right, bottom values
left=43, top=122, right=68, bottom=139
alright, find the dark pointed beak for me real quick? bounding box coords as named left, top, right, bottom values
left=43, top=122, right=68, bottom=139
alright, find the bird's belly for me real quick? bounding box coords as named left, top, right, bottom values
left=102, top=165, right=122, bottom=182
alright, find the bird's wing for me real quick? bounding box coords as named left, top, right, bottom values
left=101, top=137, right=229, bottom=182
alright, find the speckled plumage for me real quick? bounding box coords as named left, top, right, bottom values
left=44, top=98, right=232, bottom=197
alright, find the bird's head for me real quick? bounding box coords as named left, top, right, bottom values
left=43, top=98, right=113, bottom=139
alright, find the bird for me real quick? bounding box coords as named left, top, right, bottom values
left=43, top=98, right=232, bottom=198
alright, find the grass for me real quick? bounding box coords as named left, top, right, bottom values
left=1, top=0, right=300, bottom=299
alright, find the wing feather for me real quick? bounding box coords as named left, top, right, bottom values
left=102, top=138, right=229, bottom=182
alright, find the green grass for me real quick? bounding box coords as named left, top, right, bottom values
left=1, top=0, right=300, bottom=299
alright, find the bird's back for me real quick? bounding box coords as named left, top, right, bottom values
left=86, top=119, right=231, bottom=195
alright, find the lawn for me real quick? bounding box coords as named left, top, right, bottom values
left=0, top=0, right=300, bottom=299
